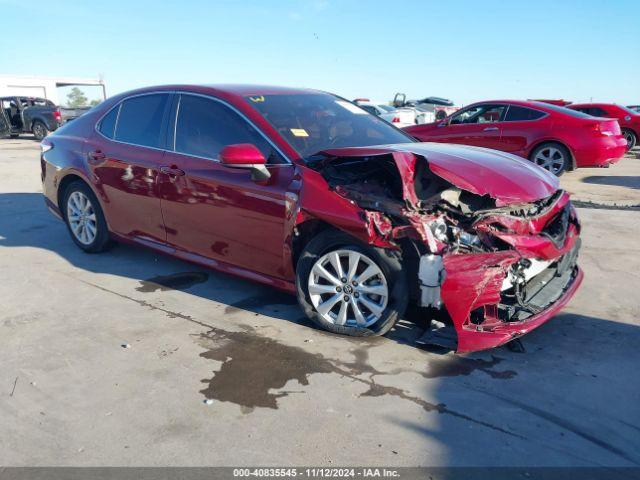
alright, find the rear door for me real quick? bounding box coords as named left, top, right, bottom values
left=427, top=104, right=507, bottom=149
left=84, top=92, right=171, bottom=245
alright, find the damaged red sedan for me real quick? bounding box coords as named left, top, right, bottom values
left=41, top=85, right=583, bottom=352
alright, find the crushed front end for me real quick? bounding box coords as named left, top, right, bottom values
left=310, top=146, right=583, bottom=352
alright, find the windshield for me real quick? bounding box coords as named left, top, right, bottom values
left=377, top=104, right=395, bottom=112
left=532, top=101, right=593, bottom=119
left=245, top=93, right=414, bottom=159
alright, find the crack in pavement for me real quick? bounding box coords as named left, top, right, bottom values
left=73, top=276, right=523, bottom=439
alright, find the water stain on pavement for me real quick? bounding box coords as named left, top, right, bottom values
left=224, top=291, right=298, bottom=315
left=422, top=355, right=516, bottom=379
left=196, top=325, right=521, bottom=437
left=136, top=272, right=209, bottom=292
left=197, top=327, right=334, bottom=409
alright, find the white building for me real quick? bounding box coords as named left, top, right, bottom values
left=0, top=75, right=106, bottom=105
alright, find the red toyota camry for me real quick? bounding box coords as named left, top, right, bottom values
left=404, top=100, right=627, bottom=175
left=41, top=85, right=582, bottom=352
left=566, top=103, right=640, bottom=150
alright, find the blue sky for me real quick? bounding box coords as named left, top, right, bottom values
left=1, top=0, right=638, bottom=106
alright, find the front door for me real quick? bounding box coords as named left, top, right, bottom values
left=159, top=93, right=294, bottom=278
left=430, top=104, right=506, bottom=150
left=83, top=92, right=171, bottom=245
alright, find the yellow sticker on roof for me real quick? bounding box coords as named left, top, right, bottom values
left=290, top=128, right=309, bottom=137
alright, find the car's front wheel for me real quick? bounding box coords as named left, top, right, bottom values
left=296, top=230, right=408, bottom=336
left=63, top=181, right=112, bottom=253
left=530, top=143, right=569, bottom=176
left=32, top=120, right=49, bottom=141
left=622, top=129, right=637, bottom=150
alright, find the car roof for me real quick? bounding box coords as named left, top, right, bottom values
left=466, top=99, right=551, bottom=108
left=114, top=84, right=325, bottom=98
left=568, top=102, right=617, bottom=108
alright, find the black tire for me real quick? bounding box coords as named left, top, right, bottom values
left=9, top=134, right=19, bottom=139
left=295, top=229, right=408, bottom=337
left=529, top=142, right=569, bottom=176
left=62, top=180, right=112, bottom=253
left=32, top=120, right=49, bottom=141
left=622, top=129, right=637, bottom=151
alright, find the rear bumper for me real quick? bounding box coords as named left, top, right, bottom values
left=573, top=136, right=627, bottom=167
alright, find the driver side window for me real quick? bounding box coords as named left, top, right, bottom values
left=450, top=105, right=505, bottom=124
left=174, top=94, right=285, bottom=164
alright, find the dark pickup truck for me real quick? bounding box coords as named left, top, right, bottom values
left=0, top=96, right=63, bottom=140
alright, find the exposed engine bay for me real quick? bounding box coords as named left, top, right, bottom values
left=308, top=149, right=582, bottom=352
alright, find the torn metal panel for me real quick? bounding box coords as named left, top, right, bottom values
left=301, top=143, right=582, bottom=352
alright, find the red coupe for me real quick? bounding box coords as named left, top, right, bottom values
left=404, top=100, right=627, bottom=175
left=41, top=85, right=582, bottom=352
left=567, top=103, right=640, bottom=150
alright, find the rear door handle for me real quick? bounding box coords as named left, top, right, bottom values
left=483, top=126, right=499, bottom=132
left=160, top=166, right=185, bottom=176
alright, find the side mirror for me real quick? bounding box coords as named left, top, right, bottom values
left=219, top=143, right=271, bottom=181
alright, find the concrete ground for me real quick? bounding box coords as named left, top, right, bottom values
left=560, top=150, right=640, bottom=207
left=1, top=138, right=639, bottom=467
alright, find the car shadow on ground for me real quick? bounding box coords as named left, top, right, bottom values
left=0, top=192, right=432, bottom=348
left=581, top=175, right=640, bottom=190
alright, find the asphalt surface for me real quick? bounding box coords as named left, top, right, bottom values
left=1, top=138, right=639, bottom=467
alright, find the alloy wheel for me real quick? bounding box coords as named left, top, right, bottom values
left=33, top=123, right=45, bottom=139
left=533, top=147, right=565, bottom=174
left=308, top=249, right=388, bottom=328
left=67, top=191, right=98, bottom=245
left=623, top=131, right=636, bottom=150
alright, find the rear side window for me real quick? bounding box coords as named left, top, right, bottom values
left=532, top=102, right=592, bottom=119
left=98, top=106, right=119, bottom=139
left=115, top=94, right=169, bottom=148
left=174, top=94, right=284, bottom=163
left=504, top=106, right=546, bottom=121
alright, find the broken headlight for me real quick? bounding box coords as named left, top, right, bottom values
left=430, top=217, right=449, bottom=242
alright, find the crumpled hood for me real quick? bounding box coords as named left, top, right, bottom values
left=320, top=142, right=559, bottom=206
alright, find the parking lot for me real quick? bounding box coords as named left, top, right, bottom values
left=1, top=138, right=639, bottom=467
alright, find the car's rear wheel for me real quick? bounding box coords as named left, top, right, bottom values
left=622, top=129, right=637, bottom=150
left=296, top=230, right=408, bottom=336
left=530, top=143, right=569, bottom=176
left=32, top=120, right=49, bottom=141
left=63, top=181, right=112, bottom=253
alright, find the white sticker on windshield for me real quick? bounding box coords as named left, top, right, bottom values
left=290, top=128, right=309, bottom=137
left=335, top=100, right=367, bottom=114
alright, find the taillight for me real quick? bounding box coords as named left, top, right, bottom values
left=392, top=117, right=401, bottom=123
left=53, top=110, right=61, bottom=122
left=585, top=122, right=617, bottom=136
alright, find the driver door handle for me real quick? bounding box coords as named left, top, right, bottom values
left=483, top=126, right=499, bottom=132
left=160, top=165, right=185, bottom=177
